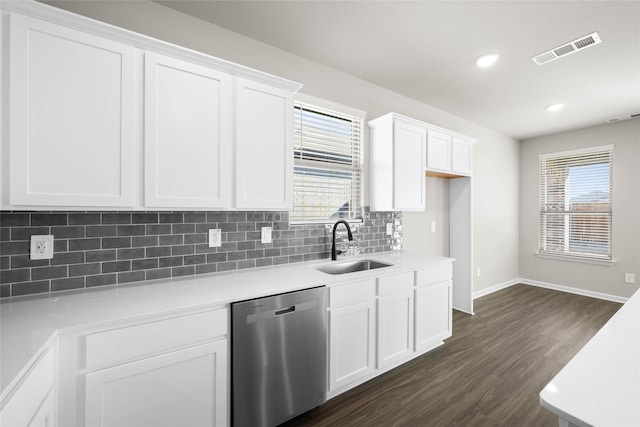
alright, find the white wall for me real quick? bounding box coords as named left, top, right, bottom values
left=42, top=0, right=521, bottom=295
left=520, top=119, right=640, bottom=299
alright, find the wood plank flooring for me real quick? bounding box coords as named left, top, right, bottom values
left=283, top=284, right=621, bottom=427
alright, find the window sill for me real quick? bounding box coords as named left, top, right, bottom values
left=536, top=252, right=616, bottom=266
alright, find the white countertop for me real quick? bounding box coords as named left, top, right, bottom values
left=0, top=251, right=451, bottom=399
left=540, top=288, right=640, bottom=426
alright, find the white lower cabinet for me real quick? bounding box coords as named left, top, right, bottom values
left=415, top=264, right=453, bottom=351
left=329, top=301, right=376, bottom=392
left=327, top=262, right=453, bottom=398
left=0, top=345, right=57, bottom=427
left=82, top=307, right=229, bottom=427
left=328, top=278, right=376, bottom=393
left=85, top=340, right=227, bottom=427
left=415, top=281, right=452, bottom=351
left=377, top=271, right=415, bottom=369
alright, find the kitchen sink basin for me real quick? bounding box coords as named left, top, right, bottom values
left=314, top=259, right=393, bottom=275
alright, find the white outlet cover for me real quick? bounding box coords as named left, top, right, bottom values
left=209, top=229, right=222, bottom=248
left=261, top=227, right=272, bottom=244
left=625, top=273, right=636, bottom=284
left=386, top=223, right=393, bottom=236
left=31, top=235, right=54, bottom=260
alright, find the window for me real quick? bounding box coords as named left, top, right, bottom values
left=291, top=96, right=365, bottom=223
left=539, top=145, right=613, bottom=261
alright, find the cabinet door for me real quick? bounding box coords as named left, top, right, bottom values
left=8, top=14, right=135, bottom=207
left=329, top=301, right=376, bottom=392
left=235, top=78, right=293, bottom=210
left=144, top=53, right=232, bottom=208
left=85, top=340, right=228, bottom=427
left=415, top=280, right=452, bottom=351
left=377, top=290, right=414, bottom=368
left=0, top=347, right=56, bottom=427
left=451, top=138, right=472, bottom=176
left=393, top=121, right=426, bottom=210
left=426, top=130, right=452, bottom=173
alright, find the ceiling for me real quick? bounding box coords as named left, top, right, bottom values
left=155, top=1, right=640, bottom=140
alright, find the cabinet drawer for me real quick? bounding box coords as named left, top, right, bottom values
left=85, top=308, right=228, bottom=370
left=377, top=271, right=414, bottom=297
left=329, top=278, right=376, bottom=308
left=416, top=263, right=453, bottom=287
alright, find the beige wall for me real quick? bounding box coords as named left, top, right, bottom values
left=42, top=0, right=521, bottom=295
left=520, top=119, right=640, bottom=298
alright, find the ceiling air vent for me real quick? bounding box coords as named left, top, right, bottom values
left=531, top=32, right=601, bottom=65
left=606, top=113, right=640, bottom=124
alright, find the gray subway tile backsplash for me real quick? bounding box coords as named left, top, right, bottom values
left=0, top=208, right=401, bottom=298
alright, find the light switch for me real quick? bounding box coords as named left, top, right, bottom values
left=385, top=223, right=393, bottom=236
left=261, top=227, right=272, bottom=244
left=431, top=221, right=436, bottom=233
left=209, top=229, right=221, bottom=248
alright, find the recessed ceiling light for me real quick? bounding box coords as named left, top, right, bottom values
left=546, top=103, right=564, bottom=112
left=475, top=53, right=500, bottom=68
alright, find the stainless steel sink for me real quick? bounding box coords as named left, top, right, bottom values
left=314, top=259, right=392, bottom=275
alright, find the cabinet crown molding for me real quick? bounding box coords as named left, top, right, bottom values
left=1, top=0, right=303, bottom=92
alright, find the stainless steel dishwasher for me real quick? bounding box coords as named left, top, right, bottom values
left=231, top=286, right=327, bottom=427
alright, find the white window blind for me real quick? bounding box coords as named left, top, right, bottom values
left=539, top=145, right=613, bottom=260
left=291, top=100, right=364, bottom=223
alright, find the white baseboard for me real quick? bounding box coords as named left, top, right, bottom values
left=519, top=278, right=628, bottom=304
left=472, top=278, right=629, bottom=304
left=473, top=278, right=519, bottom=300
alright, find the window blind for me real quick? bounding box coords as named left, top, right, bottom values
left=291, top=102, right=363, bottom=223
left=539, top=146, right=613, bottom=260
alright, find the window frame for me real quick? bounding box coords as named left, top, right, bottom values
left=538, top=144, right=614, bottom=263
left=290, top=94, right=366, bottom=225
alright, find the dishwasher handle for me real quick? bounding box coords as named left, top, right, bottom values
left=246, top=300, right=317, bottom=324
left=275, top=306, right=296, bottom=316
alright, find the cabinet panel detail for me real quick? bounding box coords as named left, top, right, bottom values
left=9, top=14, right=135, bottom=207
left=328, top=301, right=375, bottom=392
left=85, top=308, right=228, bottom=370
left=85, top=340, right=227, bottom=427
left=144, top=53, right=231, bottom=208
left=377, top=290, right=414, bottom=368
left=235, top=78, right=293, bottom=210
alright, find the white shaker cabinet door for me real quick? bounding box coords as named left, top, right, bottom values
left=328, top=301, right=376, bottom=392
left=451, top=137, right=473, bottom=176
left=8, top=14, right=135, bottom=207
left=377, top=290, right=415, bottom=369
left=426, top=130, right=452, bottom=173
left=393, top=120, right=426, bottom=211
left=235, top=78, right=293, bottom=210
left=85, top=340, right=228, bottom=427
left=144, top=53, right=232, bottom=208
left=415, top=280, right=452, bottom=351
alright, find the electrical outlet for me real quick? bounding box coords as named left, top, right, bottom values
left=209, top=229, right=221, bottom=248
left=386, top=223, right=393, bottom=236
left=31, top=235, right=54, bottom=260
left=431, top=221, right=436, bottom=233
left=476, top=267, right=481, bottom=277
left=261, top=227, right=272, bottom=244
left=625, top=273, right=635, bottom=284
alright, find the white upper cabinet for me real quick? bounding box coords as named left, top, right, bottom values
left=426, top=130, right=452, bottom=173
left=235, top=78, right=294, bottom=210
left=451, top=138, right=473, bottom=176
left=1, top=2, right=301, bottom=210
left=7, top=13, right=136, bottom=208
left=369, top=113, right=426, bottom=211
left=144, top=53, right=232, bottom=208
left=426, top=131, right=473, bottom=177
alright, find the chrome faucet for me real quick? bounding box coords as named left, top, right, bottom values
left=331, top=220, right=353, bottom=260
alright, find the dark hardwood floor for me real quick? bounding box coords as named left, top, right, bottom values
left=283, top=284, right=621, bottom=427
